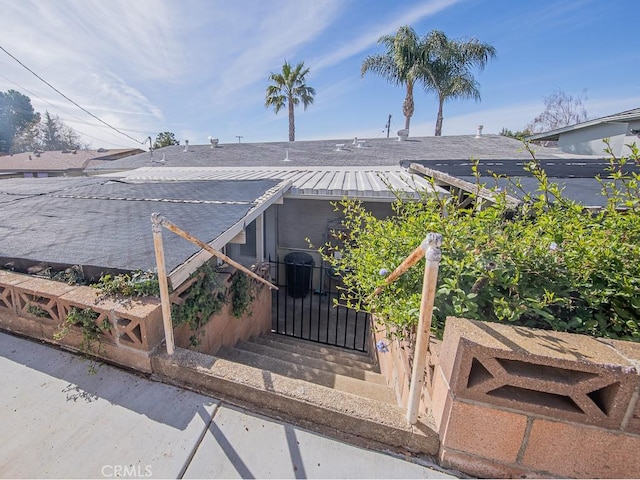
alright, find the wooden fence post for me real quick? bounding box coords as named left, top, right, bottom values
left=406, top=232, right=442, bottom=424
left=151, top=213, right=175, bottom=355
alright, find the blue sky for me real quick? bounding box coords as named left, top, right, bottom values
left=1, top=0, right=638, bottom=149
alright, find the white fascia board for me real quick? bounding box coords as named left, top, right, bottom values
left=168, top=179, right=291, bottom=288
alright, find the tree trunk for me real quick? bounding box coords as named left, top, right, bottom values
left=288, top=98, right=295, bottom=141
left=402, top=81, right=414, bottom=133
left=434, top=97, right=444, bottom=136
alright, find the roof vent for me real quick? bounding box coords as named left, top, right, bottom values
left=283, top=149, right=290, bottom=162
left=475, top=125, right=483, bottom=138
left=160, top=153, right=166, bottom=163
left=335, top=143, right=345, bottom=151
left=208, top=136, right=219, bottom=148
left=97, top=147, right=108, bottom=153
left=356, top=140, right=366, bottom=148
left=352, top=137, right=358, bottom=145
left=184, top=140, right=189, bottom=152
left=28, top=154, right=32, bottom=161
left=397, top=129, right=409, bottom=141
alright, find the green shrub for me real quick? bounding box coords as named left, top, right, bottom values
left=320, top=141, right=640, bottom=342
left=92, top=269, right=160, bottom=297
left=54, top=306, right=111, bottom=373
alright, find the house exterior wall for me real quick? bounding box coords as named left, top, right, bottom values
left=274, top=197, right=394, bottom=283
left=276, top=197, right=394, bottom=253
left=557, top=122, right=631, bottom=156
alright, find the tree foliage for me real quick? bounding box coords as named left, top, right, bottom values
left=361, top=26, right=425, bottom=133
left=500, top=127, right=531, bottom=141
left=319, top=141, right=640, bottom=343
left=11, top=111, right=84, bottom=152
left=153, top=131, right=179, bottom=149
left=0, top=89, right=39, bottom=153
left=421, top=30, right=496, bottom=136
left=361, top=27, right=495, bottom=137
left=265, top=61, right=315, bottom=141
left=527, top=89, right=588, bottom=134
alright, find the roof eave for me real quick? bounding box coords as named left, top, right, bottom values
left=167, top=179, right=292, bottom=288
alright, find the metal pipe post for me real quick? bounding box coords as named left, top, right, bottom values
left=406, top=232, right=442, bottom=424
left=151, top=213, right=175, bottom=355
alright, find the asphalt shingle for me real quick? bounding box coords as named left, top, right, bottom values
left=0, top=178, right=280, bottom=277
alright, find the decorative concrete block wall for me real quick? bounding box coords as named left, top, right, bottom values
left=0, top=270, right=164, bottom=372
left=432, top=317, right=640, bottom=478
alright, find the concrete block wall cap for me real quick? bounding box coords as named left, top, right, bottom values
left=14, top=276, right=78, bottom=297
left=445, top=317, right=637, bottom=370
left=58, top=286, right=123, bottom=311
left=0, top=270, right=32, bottom=285
left=598, top=338, right=640, bottom=373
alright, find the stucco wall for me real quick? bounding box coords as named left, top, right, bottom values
left=276, top=197, right=394, bottom=251
left=557, top=122, right=632, bottom=156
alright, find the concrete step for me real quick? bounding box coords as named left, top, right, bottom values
left=254, top=334, right=379, bottom=372
left=151, top=347, right=439, bottom=458
left=216, top=345, right=395, bottom=404
left=234, top=340, right=387, bottom=385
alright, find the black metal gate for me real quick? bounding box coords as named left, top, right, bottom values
left=270, top=256, right=370, bottom=352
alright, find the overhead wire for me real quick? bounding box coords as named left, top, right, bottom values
left=0, top=73, right=136, bottom=148
left=0, top=45, right=145, bottom=146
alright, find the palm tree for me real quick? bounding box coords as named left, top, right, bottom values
left=421, top=30, right=496, bottom=136
left=361, top=26, right=425, bottom=134
left=265, top=61, right=315, bottom=141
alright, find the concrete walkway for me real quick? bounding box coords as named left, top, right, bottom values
left=0, top=332, right=457, bottom=479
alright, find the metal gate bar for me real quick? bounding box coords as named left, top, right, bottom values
left=270, top=257, right=369, bottom=352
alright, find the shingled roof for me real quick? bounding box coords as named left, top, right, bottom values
left=88, top=135, right=571, bottom=173
left=0, top=176, right=285, bottom=282
left=0, top=148, right=143, bottom=173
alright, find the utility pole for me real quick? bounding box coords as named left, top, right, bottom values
left=236, top=136, right=243, bottom=143
left=385, top=114, right=392, bottom=138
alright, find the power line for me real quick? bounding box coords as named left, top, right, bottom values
left=0, top=45, right=144, bottom=145
left=0, top=72, right=139, bottom=147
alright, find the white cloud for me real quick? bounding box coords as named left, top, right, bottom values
left=311, top=0, right=463, bottom=71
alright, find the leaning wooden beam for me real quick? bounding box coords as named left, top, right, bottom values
left=151, top=213, right=278, bottom=291
left=371, top=244, right=426, bottom=298
left=408, top=162, right=521, bottom=208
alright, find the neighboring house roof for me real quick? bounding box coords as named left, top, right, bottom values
left=403, top=156, right=639, bottom=207
left=88, top=135, right=569, bottom=173
left=0, top=176, right=287, bottom=284
left=527, top=108, right=640, bottom=142
left=0, top=148, right=144, bottom=173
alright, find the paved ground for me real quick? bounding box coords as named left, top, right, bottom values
left=0, top=332, right=457, bottom=479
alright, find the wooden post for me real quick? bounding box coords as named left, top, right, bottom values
left=256, top=213, right=265, bottom=263
left=151, top=213, right=175, bottom=355
left=406, top=232, right=442, bottom=424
